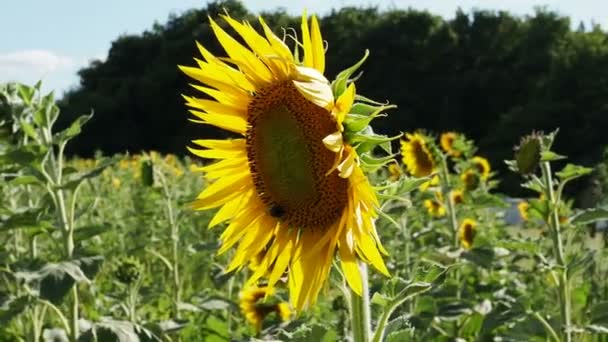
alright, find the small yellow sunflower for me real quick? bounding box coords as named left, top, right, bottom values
left=471, top=156, right=491, bottom=180
left=440, top=132, right=461, bottom=157
left=424, top=199, right=446, bottom=217
left=518, top=201, right=529, bottom=222
left=181, top=13, right=389, bottom=311
left=451, top=190, right=464, bottom=205
left=461, top=170, right=480, bottom=191
left=239, top=286, right=291, bottom=333
left=459, top=218, right=477, bottom=249
left=400, top=133, right=435, bottom=177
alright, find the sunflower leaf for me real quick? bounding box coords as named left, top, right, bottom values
left=555, top=163, right=593, bottom=183
left=331, top=50, right=369, bottom=97
left=571, top=208, right=608, bottom=225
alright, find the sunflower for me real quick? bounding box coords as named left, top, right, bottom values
left=471, top=156, right=491, bottom=180
left=451, top=190, right=464, bottom=205
left=440, top=132, right=461, bottom=157
left=424, top=199, right=446, bottom=217
left=459, top=218, right=477, bottom=249
left=181, top=13, right=390, bottom=311
left=518, top=201, right=529, bottom=222
left=400, top=133, right=435, bottom=177
left=239, top=286, right=291, bottom=332
left=461, top=170, right=480, bottom=191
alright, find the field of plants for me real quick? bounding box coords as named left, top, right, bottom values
left=3, top=4, right=608, bottom=337
left=1, top=80, right=608, bottom=342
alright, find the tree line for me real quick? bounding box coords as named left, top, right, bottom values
left=57, top=0, right=608, bottom=194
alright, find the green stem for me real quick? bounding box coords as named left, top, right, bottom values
left=350, top=262, right=371, bottom=342
left=157, top=170, right=181, bottom=320
left=531, top=311, right=561, bottom=342
left=438, top=155, right=459, bottom=248
left=541, top=161, right=571, bottom=342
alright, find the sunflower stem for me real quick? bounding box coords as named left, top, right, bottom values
left=350, top=261, right=371, bottom=342
left=540, top=161, right=571, bottom=342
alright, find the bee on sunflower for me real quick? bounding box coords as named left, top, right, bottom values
left=180, top=12, right=395, bottom=311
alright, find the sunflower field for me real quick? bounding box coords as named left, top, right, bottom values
left=2, top=11, right=608, bottom=342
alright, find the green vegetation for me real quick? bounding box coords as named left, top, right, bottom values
left=3, top=82, right=608, bottom=341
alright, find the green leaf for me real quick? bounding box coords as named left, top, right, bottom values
left=288, top=323, right=336, bottom=342
left=78, top=319, right=142, bottom=342
left=571, top=208, right=608, bottom=225
left=479, top=302, right=524, bottom=336
left=58, top=157, right=117, bottom=190
left=8, top=175, right=42, bottom=186
left=360, top=153, right=398, bottom=172
left=471, top=193, right=509, bottom=209
left=73, top=224, right=110, bottom=241
left=371, top=292, right=390, bottom=307
left=0, top=144, right=47, bottom=166
left=38, top=261, right=91, bottom=304
left=0, top=295, right=33, bottom=324
left=199, top=297, right=237, bottom=311
left=589, top=301, right=608, bottom=324
left=54, top=113, right=93, bottom=143
left=412, top=262, right=448, bottom=284
left=567, top=251, right=594, bottom=279
left=556, top=163, right=593, bottom=182
left=0, top=208, right=53, bottom=232
left=540, top=151, right=566, bottom=162
left=331, top=50, right=369, bottom=96
left=461, top=247, right=495, bottom=268
left=19, top=120, right=38, bottom=141
left=16, top=84, right=35, bottom=106
left=386, top=329, right=411, bottom=342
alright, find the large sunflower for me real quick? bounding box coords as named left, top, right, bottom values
left=180, top=13, right=390, bottom=311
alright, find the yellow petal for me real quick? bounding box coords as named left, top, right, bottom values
left=300, top=11, right=313, bottom=68
left=183, top=95, right=247, bottom=118
left=191, top=171, right=250, bottom=210
left=337, top=149, right=356, bottom=178
left=209, top=17, right=273, bottom=87
left=188, top=139, right=245, bottom=159
left=199, top=157, right=248, bottom=179
left=187, top=110, right=247, bottom=134
left=339, top=238, right=363, bottom=295
left=258, top=17, right=294, bottom=63
left=208, top=189, right=253, bottom=228
left=309, top=15, right=325, bottom=73
left=334, top=83, right=355, bottom=125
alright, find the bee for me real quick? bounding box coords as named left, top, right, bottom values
left=269, top=203, right=286, bottom=219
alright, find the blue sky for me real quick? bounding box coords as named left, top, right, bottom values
left=1, top=0, right=606, bottom=96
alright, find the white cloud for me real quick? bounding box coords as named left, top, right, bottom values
left=0, top=50, right=81, bottom=96
left=0, top=49, right=74, bottom=77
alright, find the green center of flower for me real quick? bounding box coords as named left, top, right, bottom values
left=246, top=81, right=347, bottom=230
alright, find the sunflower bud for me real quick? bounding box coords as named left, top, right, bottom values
left=514, top=132, right=542, bottom=175
left=114, top=257, right=143, bottom=285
